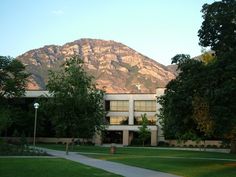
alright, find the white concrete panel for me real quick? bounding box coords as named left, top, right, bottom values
left=25, top=91, right=51, bottom=97
left=128, top=96, right=134, bottom=125
left=106, top=125, right=157, bottom=131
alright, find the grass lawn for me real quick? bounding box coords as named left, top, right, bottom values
left=0, top=158, right=122, bottom=177
left=39, top=144, right=236, bottom=177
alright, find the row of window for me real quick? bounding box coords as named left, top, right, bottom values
left=105, top=100, right=156, bottom=112
left=106, top=116, right=157, bottom=125
left=134, top=100, right=156, bottom=112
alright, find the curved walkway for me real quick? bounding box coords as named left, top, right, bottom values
left=38, top=147, right=180, bottom=177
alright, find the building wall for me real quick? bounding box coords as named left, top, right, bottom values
left=156, top=88, right=165, bottom=142
left=24, top=89, right=165, bottom=146
left=103, top=89, right=165, bottom=146
left=23, top=90, right=227, bottom=147
left=25, top=91, right=50, bottom=98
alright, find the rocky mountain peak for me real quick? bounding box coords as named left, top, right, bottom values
left=17, top=38, right=176, bottom=93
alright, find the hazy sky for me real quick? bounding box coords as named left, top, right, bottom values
left=1, top=0, right=215, bottom=65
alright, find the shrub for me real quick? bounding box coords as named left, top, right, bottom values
left=158, top=141, right=170, bottom=147
left=211, top=145, right=218, bottom=148
left=0, top=142, right=48, bottom=156
left=220, top=141, right=230, bottom=148
left=200, top=144, right=205, bottom=148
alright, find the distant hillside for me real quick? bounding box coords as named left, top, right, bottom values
left=17, top=38, right=176, bottom=93
left=167, top=64, right=178, bottom=76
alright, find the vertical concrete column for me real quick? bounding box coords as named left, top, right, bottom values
left=156, top=88, right=165, bottom=143
left=123, top=130, right=129, bottom=146
left=151, top=130, right=157, bottom=146
left=128, top=95, right=134, bottom=125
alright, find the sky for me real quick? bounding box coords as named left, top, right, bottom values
left=0, top=0, right=215, bottom=65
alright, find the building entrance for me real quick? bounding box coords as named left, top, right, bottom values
left=103, top=131, right=123, bottom=144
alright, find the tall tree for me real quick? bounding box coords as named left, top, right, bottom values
left=0, top=107, right=12, bottom=135
left=158, top=55, right=207, bottom=141
left=0, top=56, right=29, bottom=135
left=198, top=0, right=236, bottom=56
left=159, top=0, right=236, bottom=152
left=0, top=56, right=29, bottom=98
left=46, top=56, right=106, bottom=140
left=198, top=0, right=236, bottom=152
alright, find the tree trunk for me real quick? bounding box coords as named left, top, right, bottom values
left=71, top=138, right=74, bottom=150
left=66, top=142, right=69, bottom=155
left=230, top=140, right=236, bottom=153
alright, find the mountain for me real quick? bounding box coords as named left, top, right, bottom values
left=167, top=64, right=178, bottom=76
left=17, top=38, right=176, bottom=93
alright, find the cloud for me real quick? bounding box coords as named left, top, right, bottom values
left=51, top=10, right=64, bottom=16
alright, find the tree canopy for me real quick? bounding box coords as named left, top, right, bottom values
left=198, top=0, right=236, bottom=56
left=0, top=56, right=29, bottom=135
left=45, top=56, right=106, bottom=139
left=0, top=56, right=29, bottom=98
left=197, top=0, right=236, bottom=141
left=138, top=114, right=151, bottom=146
left=158, top=55, right=208, bottom=141
left=158, top=0, right=236, bottom=152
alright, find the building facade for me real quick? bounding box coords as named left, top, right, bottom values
left=25, top=88, right=165, bottom=146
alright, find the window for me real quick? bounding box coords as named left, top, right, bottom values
left=134, top=116, right=157, bottom=125
left=106, top=116, right=128, bottom=125
left=109, top=100, right=129, bottom=112
left=134, top=100, right=156, bottom=112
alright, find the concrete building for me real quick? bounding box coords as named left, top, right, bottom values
left=98, top=88, right=165, bottom=146
left=25, top=88, right=165, bottom=146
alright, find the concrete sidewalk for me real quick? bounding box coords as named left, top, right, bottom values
left=38, top=147, right=180, bottom=177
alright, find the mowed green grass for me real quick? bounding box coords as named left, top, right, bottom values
left=0, top=158, right=122, bottom=177
left=39, top=144, right=236, bottom=177
left=102, top=155, right=236, bottom=177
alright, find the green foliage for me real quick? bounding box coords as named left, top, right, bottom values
left=46, top=56, right=106, bottom=139
left=0, top=106, right=12, bottom=134
left=198, top=0, right=236, bottom=56
left=0, top=141, right=47, bottom=156
left=0, top=56, right=29, bottom=98
left=198, top=0, right=236, bottom=142
left=20, top=132, right=27, bottom=147
left=4, top=100, right=36, bottom=137
left=192, top=96, right=214, bottom=137
left=159, top=52, right=236, bottom=141
left=207, top=53, right=236, bottom=140
left=0, top=56, right=29, bottom=135
left=159, top=0, right=236, bottom=147
left=138, top=114, right=151, bottom=146
left=158, top=55, right=206, bottom=140
left=12, top=129, right=19, bottom=137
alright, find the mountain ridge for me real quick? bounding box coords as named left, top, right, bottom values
left=17, top=38, right=176, bottom=93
